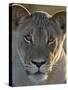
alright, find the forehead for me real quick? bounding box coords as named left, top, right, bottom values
left=19, top=12, right=59, bottom=37
left=31, top=12, right=59, bottom=37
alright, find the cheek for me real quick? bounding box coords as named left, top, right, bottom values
left=40, top=64, right=49, bottom=73
left=48, top=39, right=59, bottom=53
left=48, top=42, right=56, bottom=53
left=25, top=63, right=38, bottom=74
left=53, top=42, right=61, bottom=55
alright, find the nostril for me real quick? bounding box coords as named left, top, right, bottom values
left=32, top=61, right=46, bottom=68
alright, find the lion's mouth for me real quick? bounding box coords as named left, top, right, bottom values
left=26, top=70, right=44, bottom=75
left=26, top=70, right=48, bottom=84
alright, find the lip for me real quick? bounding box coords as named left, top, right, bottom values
left=26, top=70, right=45, bottom=75
left=34, top=71, right=45, bottom=75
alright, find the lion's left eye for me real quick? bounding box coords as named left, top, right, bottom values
left=47, top=33, right=55, bottom=45
left=24, top=34, right=32, bottom=44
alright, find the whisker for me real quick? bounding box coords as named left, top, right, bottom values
left=45, top=65, right=50, bottom=67
left=23, top=67, right=31, bottom=70
left=24, top=64, right=32, bottom=67
left=53, top=65, right=57, bottom=67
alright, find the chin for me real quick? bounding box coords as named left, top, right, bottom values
left=28, top=73, right=48, bottom=84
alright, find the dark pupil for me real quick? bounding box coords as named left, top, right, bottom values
left=25, top=34, right=32, bottom=42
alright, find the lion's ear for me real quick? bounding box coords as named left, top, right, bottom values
left=52, top=11, right=66, bottom=34
left=11, top=4, right=30, bottom=30
left=52, top=11, right=66, bottom=52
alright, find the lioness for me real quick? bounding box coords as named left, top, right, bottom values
left=11, top=4, right=66, bottom=86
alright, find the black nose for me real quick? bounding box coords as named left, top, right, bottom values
left=32, top=61, right=46, bottom=68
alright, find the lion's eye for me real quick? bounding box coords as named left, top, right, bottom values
left=24, top=34, right=32, bottom=44
left=47, top=33, right=55, bottom=45
left=48, top=36, right=54, bottom=42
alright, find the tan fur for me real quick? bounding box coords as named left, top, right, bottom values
left=11, top=4, right=66, bottom=86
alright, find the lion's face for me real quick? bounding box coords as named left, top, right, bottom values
left=12, top=4, right=66, bottom=84
left=17, top=13, right=66, bottom=83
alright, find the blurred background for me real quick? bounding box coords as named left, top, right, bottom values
left=21, top=4, right=66, bottom=15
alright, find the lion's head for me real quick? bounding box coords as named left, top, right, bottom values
left=12, top=4, right=66, bottom=84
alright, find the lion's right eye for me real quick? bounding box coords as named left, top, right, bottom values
left=24, top=34, right=32, bottom=44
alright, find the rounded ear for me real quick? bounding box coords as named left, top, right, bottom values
left=52, top=11, right=66, bottom=52
left=52, top=11, right=66, bottom=34
left=12, top=4, right=31, bottom=30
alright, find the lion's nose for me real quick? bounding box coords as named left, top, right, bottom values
left=32, top=60, right=46, bottom=68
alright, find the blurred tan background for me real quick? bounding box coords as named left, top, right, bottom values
left=21, top=4, right=66, bottom=15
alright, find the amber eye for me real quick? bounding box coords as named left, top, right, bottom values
left=24, top=34, right=32, bottom=44
left=47, top=33, right=55, bottom=45
left=48, top=35, right=54, bottom=42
